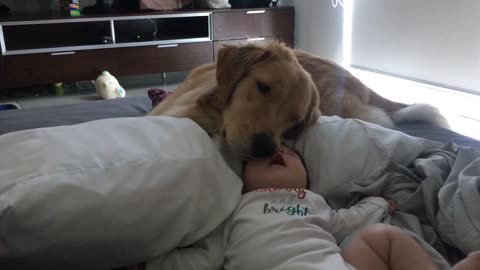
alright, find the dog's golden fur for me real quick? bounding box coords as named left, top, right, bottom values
left=149, top=41, right=445, bottom=158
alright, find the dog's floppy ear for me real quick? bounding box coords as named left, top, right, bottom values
left=304, top=81, right=321, bottom=126
left=282, top=80, right=321, bottom=140
left=197, top=44, right=272, bottom=111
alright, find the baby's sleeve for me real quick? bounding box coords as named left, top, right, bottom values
left=327, top=196, right=390, bottom=243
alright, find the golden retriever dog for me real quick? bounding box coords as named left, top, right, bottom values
left=148, top=41, right=448, bottom=159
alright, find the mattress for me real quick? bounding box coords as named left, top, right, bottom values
left=0, top=96, right=479, bottom=149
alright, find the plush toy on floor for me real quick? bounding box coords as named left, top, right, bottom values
left=95, top=71, right=126, bottom=99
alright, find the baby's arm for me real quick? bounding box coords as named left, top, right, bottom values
left=327, top=196, right=391, bottom=243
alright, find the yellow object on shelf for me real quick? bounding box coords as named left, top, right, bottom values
left=59, top=0, right=80, bottom=17
left=53, top=83, right=64, bottom=96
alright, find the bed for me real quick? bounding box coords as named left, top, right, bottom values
left=1, top=95, right=480, bottom=270
left=1, top=95, right=479, bottom=149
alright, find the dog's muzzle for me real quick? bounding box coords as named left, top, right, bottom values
left=251, top=133, right=277, bottom=158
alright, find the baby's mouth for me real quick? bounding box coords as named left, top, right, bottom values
left=269, top=153, right=286, bottom=167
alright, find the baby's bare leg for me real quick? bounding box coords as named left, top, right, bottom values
left=342, top=224, right=438, bottom=270
left=452, top=251, right=480, bottom=270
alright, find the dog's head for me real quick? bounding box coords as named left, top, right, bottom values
left=199, top=41, right=320, bottom=160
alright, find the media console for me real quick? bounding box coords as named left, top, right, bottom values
left=0, top=6, right=294, bottom=89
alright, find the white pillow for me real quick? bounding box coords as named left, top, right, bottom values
left=290, top=117, right=448, bottom=268
left=0, top=116, right=242, bottom=270
left=292, top=116, right=441, bottom=206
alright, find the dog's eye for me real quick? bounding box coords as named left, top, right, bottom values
left=257, top=81, right=271, bottom=95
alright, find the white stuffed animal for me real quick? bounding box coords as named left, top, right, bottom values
left=95, top=71, right=126, bottom=99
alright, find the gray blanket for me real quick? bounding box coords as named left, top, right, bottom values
left=292, top=117, right=480, bottom=270
left=345, top=142, right=480, bottom=268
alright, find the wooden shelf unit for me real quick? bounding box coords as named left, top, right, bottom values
left=0, top=6, right=294, bottom=89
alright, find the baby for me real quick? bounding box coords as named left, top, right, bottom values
left=131, top=145, right=480, bottom=270
left=227, top=145, right=407, bottom=270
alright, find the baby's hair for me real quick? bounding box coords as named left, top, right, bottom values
left=241, top=145, right=311, bottom=190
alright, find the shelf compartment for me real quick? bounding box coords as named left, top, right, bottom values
left=114, top=15, right=210, bottom=44
left=1, top=21, right=113, bottom=53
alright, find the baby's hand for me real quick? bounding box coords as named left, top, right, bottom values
left=384, top=198, right=396, bottom=214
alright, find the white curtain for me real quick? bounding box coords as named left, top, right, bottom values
left=351, top=0, right=480, bottom=93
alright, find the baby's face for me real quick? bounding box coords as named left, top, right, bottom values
left=243, top=146, right=307, bottom=192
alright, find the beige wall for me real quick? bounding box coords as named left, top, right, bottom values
left=288, top=0, right=345, bottom=64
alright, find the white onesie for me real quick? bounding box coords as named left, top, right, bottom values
left=147, top=189, right=390, bottom=270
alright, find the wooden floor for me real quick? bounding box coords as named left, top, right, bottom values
left=0, top=72, right=185, bottom=109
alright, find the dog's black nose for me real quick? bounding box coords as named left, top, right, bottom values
left=251, top=133, right=277, bottom=158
